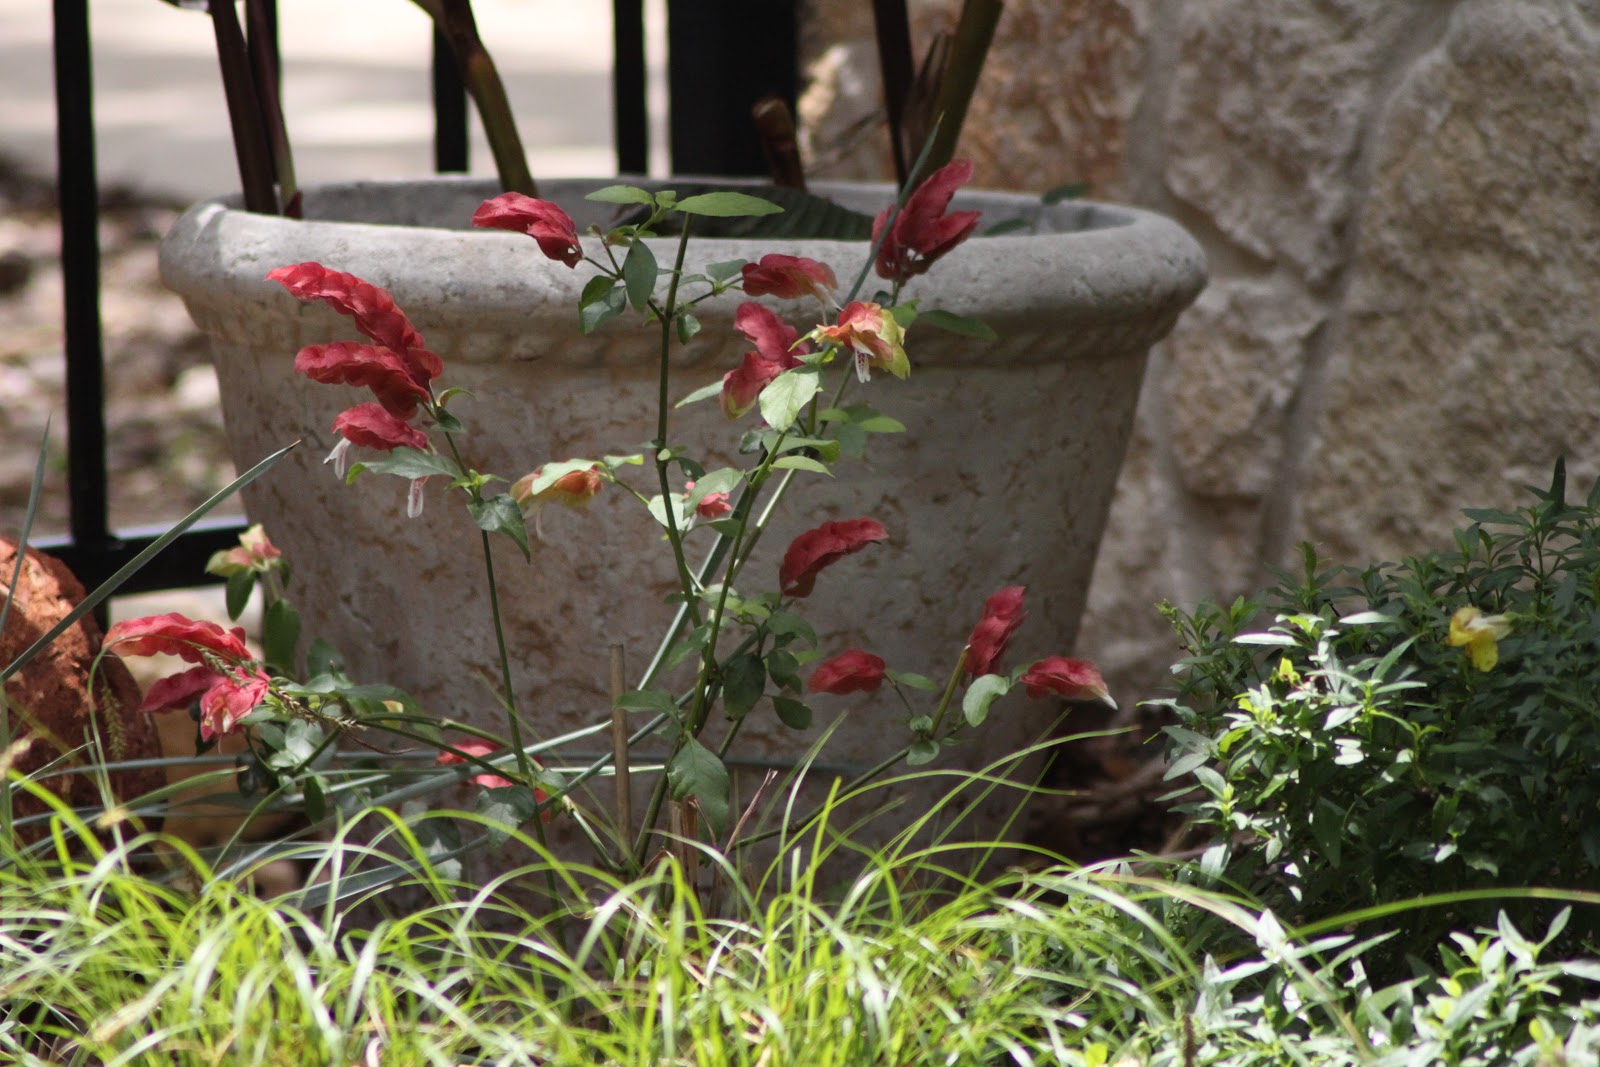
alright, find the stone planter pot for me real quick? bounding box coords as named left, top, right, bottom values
left=160, top=177, right=1204, bottom=851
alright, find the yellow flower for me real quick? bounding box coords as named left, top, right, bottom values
left=1446, top=606, right=1512, bottom=671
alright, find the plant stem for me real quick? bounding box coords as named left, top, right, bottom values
left=924, top=0, right=1002, bottom=175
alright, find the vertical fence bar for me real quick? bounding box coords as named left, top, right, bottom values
left=612, top=0, right=648, bottom=174
left=432, top=27, right=469, bottom=173
left=51, top=0, right=112, bottom=581
left=665, top=0, right=797, bottom=176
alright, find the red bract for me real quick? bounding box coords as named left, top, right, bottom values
left=813, top=301, right=908, bottom=382
left=1020, top=657, right=1115, bottom=707
left=106, top=612, right=251, bottom=665
left=721, top=303, right=807, bottom=419
left=741, top=254, right=838, bottom=303
left=807, top=649, right=886, bottom=695
left=872, top=159, right=982, bottom=283
left=295, top=342, right=432, bottom=418
left=779, top=518, right=889, bottom=598
left=686, top=481, right=733, bottom=519
left=472, top=193, right=583, bottom=268
left=331, top=403, right=430, bottom=454
left=965, top=585, right=1026, bottom=677
left=266, top=263, right=440, bottom=383
left=141, top=664, right=270, bottom=740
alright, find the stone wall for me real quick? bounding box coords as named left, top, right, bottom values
left=801, top=0, right=1600, bottom=708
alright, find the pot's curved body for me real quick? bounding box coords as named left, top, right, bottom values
left=161, top=177, right=1204, bottom=853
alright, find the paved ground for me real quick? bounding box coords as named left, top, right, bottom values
left=0, top=0, right=664, bottom=201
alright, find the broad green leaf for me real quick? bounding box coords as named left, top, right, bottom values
left=687, top=467, right=743, bottom=506
left=467, top=493, right=531, bottom=561
left=224, top=569, right=254, bottom=621
left=306, top=638, right=343, bottom=677
left=886, top=670, right=938, bottom=692
left=772, top=696, right=812, bottom=729
left=350, top=447, right=460, bottom=482
left=675, top=311, right=702, bottom=345
left=580, top=282, right=628, bottom=335
left=476, top=786, right=544, bottom=848
left=268, top=719, right=322, bottom=771
left=675, top=191, right=783, bottom=218
left=262, top=597, right=301, bottom=674
left=962, top=673, right=1011, bottom=727
left=767, top=611, right=816, bottom=648
left=773, top=455, right=831, bottom=476
left=586, top=184, right=656, bottom=205
left=667, top=737, right=731, bottom=834
left=766, top=649, right=802, bottom=691
left=907, top=738, right=941, bottom=766
left=615, top=688, right=678, bottom=715
left=675, top=380, right=722, bottom=409
left=758, top=367, right=821, bottom=432
left=623, top=239, right=659, bottom=312
left=706, top=258, right=747, bottom=282
left=918, top=308, right=998, bottom=341
left=433, top=408, right=465, bottom=434
left=302, top=774, right=327, bottom=823
left=720, top=652, right=766, bottom=719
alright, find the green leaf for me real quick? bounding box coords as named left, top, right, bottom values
left=306, top=638, right=343, bottom=677
left=476, top=786, right=544, bottom=848
left=706, top=258, right=747, bottom=282
left=962, top=673, right=1011, bottom=727
left=767, top=611, right=816, bottom=648
left=576, top=275, right=624, bottom=334
left=667, top=737, right=731, bottom=835
left=433, top=408, right=465, bottom=434
left=262, top=597, right=301, bottom=674
left=302, top=774, right=327, bottom=823
left=773, top=455, right=831, bottom=476
left=721, top=653, right=766, bottom=719
left=623, top=239, right=659, bottom=312
left=586, top=184, right=656, bottom=205
left=758, top=367, right=821, bottom=432
left=615, top=688, right=679, bottom=716
left=268, top=719, right=322, bottom=771
left=224, top=569, right=254, bottom=621
left=907, top=739, right=942, bottom=766
left=766, top=649, right=802, bottom=690
left=675, top=312, right=702, bottom=345
left=674, top=191, right=783, bottom=218
left=983, top=218, right=1029, bottom=237
left=350, top=447, right=460, bottom=482
left=887, top=670, right=938, bottom=692
left=918, top=308, right=998, bottom=341
left=468, top=493, right=531, bottom=562
left=687, top=467, right=744, bottom=506
left=772, top=696, right=812, bottom=729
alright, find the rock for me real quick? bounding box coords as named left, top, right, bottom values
left=0, top=539, right=166, bottom=843
left=1298, top=1, right=1600, bottom=564
left=1163, top=1, right=1423, bottom=286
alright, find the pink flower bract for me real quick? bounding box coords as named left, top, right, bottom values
left=266, top=262, right=441, bottom=384
left=965, top=585, right=1026, bottom=677
left=872, top=159, right=982, bottom=284
left=438, top=740, right=554, bottom=819
left=106, top=612, right=252, bottom=665
left=721, top=303, right=807, bottom=419
left=686, top=481, right=733, bottom=519
left=812, top=301, right=908, bottom=383
left=141, top=664, right=270, bottom=741
left=807, top=649, right=887, bottom=695
left=1019, top=657, right=1114, bottom=707
left=512, top=464, right=604, bottom=510
left=472, top=193, right=583, bottom=268
left=332, top=403, right=431, bottom=453
left=295, top=342, right=432, bottom=419
left=779, top=518, right=889, bottom=598
left=741, top=254, right=838, bottom=303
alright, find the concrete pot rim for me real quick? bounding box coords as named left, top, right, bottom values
left=160, top=176, right=1207, bottom=342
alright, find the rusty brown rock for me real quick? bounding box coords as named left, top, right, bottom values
left=1, top=539, right=165, bottom=842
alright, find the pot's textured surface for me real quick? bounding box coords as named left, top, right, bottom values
left=161, top=178, right=1203, bottom=851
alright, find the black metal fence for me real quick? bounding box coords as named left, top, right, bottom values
left=34, top=0, right=796, bottom=596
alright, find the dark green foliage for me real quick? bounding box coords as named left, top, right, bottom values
left=1159, top=460, right=1600, bottom=964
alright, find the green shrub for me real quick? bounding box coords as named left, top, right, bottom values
left=1159, top=460, right=1600, bottom=961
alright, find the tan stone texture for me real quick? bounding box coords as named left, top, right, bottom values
left=1164, top=0, right=1409, bottom=285
left=0, top=540, right=165, bottom=841
left=1165, top=279, right=1324, bottom=501
left=799, top=0, right=1146, bottom=195
left=1298, top=2, right=1600, bottom=565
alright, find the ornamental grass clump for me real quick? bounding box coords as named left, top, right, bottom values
left=1159, top=459, right=1600, bottom=968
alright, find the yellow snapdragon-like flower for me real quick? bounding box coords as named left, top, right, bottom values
left=1446, top=606, right=1512, bottom=672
